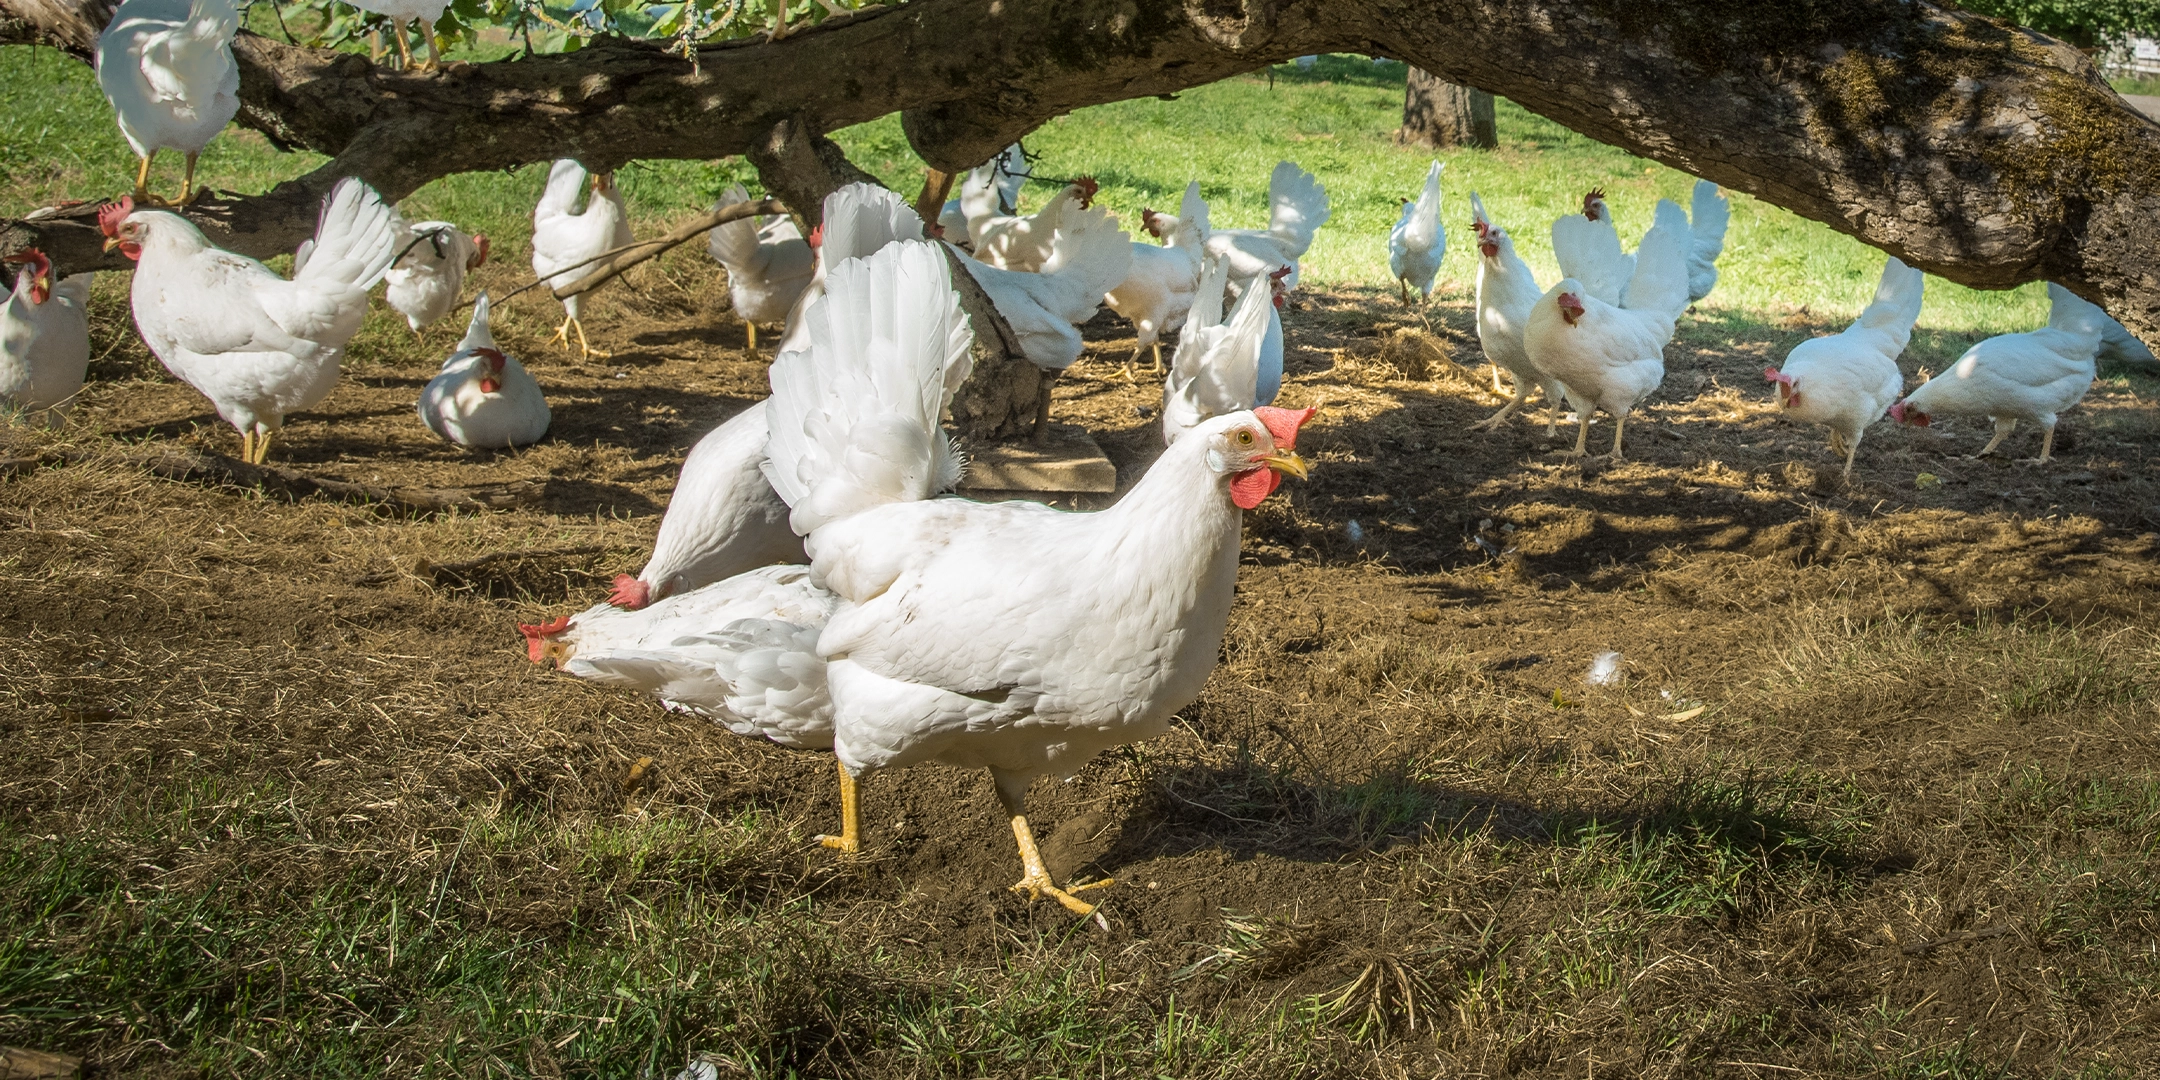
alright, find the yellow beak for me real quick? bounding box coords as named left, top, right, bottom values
left=1261, top=450, right=1310, bottom=480
left=102, top=236, right=119, bottom=252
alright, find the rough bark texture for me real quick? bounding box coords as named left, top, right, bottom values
left=8, top=0, right=2160, bottom=345
left=1401, top=67, right=1496, bottom=149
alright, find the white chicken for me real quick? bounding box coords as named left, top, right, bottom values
left=757, top=244, right=1316, bottom=915
left=1553, top=184, right=1729, bottom=308
left=1763, top=257, right=1923, bottom=480
left=611, top=183, right=930, bottom=611
left=344, top=0, right=447, bottom=70
left=1105, top=180, right=1210, bottom=378
left=1465, top=192, right=1566, bottom=435
left=531, top=159, right=632, bottom=360
left=970, top=177, right=1100, bottom=272
left=1162, top=255, right=1283, bottom=443
left=774, top=182, right=925, bottom=355
left=1889, top=283, right=2105, bottom=463
left=1387, top=160, right=1444, bottom=305
left=1206, top=160, right=1330, bottom=293
left=707, top=183, right=813, bottom=352
left=95, top=0, right=240, bottom=206
left=1522, top=198, right=1692, bottom=461
left=0, top=251, right=93, bottom=425
left=100, top=178, right=403, bottom=463
left=523, top=564, right=841, bottom=750
left=383, top=221, right=487, bottom=335
left=1685, top=180, right=1731, bottom=303
left=418, top=292, right=550, bottom=449
left=951, top=203, right=1133, bottom=374
left=939, top=144, right=1027, bottom=248
left=2095, top=311, right=2157, bottom=370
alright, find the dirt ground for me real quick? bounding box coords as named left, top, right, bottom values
left=6, top=248, right=2160, bottom=1074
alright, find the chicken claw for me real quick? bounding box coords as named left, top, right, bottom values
left=1005, top=809, right=1111, bottom=916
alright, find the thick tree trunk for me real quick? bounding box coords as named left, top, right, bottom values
left=1401, top=68, right=1496, bottom=149
left=8, top=0, right=2160, bottom=350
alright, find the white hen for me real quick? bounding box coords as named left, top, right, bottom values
left=0, top=251, right=93, bottom=425
left=101, top=178, right=402, bottom=463
left=774, top=183, right=925, bottom=355
left=971, top=178, right=1100, bottom=272
left=1549, top=188, right=1633, bottom=307
left=1523, top=198, right=1692, bottom=461
left=1465, top=192, right=1566, bottom=436
left=384, top=220, right=487, bottom=335
left=1889, top=283, right=2105, bottom=463
left=708, top=183, right=814, bottom=352
left=1387, top=160, right=1444, bottom=305
left=418, top=293, right=550, bottom=448
left=1162, top=255, right=1282, bottom=444
left=1685, top=180, right=1731, bottom=303
left=939, top=144, right=1027, bottom=247
left=1106, top=180, right=1210, bottom=377
left=1206, top=161, right=1330, bottom=294
left=1764, top=257, right=1923, bottom=480
left=531, top=160, right=632, bottom=359
left=344, top=0, right=447, bottom=69
left=951, top=203, right=1133, bottom=373
left=95, top=0, right=240, bottom=206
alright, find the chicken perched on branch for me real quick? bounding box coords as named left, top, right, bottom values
left=1105, top=180, right=1209, bottom=378
left=0, top=251, right=93, bottom=425
left=345, top=0, right=447, bottom=70
left=707, top=183, right=813, bottom=352
left=418, top=293, right=550, bottom=449
left=94, top=0, right=240, bottom=206
left=1466, top=192, right=1565, bottom=435
left=383, top=221, right=487, bottom=336
left=1764, top=257, right=1923, bottom=481
left=1523, top=198, right=1692, bottom=461
left=971, top=177, right=1100, bottom=272
left=612, top=184, right=924, bottom=612
left=1890, top=283, right=2105, bottom=464
left=1388, top=161, right=1444, bottom=306
left=1207, top=161, right=1330, bottom=293
left=532, top=160, right=632, bottom=360
left=101, top=178, right=402, bottom=463
left=940, top=145, right=1027, bottom=248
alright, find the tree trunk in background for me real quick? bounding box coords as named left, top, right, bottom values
left=1401, top=69, right=1497, bottom=150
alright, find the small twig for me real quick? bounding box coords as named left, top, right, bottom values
left=1900, top=923, right=2017, bottom=955
left=493, top=199, right=785, bottom=306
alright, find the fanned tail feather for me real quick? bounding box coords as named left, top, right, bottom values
left=820, top=183, right=924, bottom=264
left=1853, top=257, right=1925, bottom=354
left=1686, top=180, right=1730, bottom=302
left=707, top=183, right=763, bottom=268
left=297, top=178, right=404, bottom=291
left=1265, top=161, right=1331, bottom=257
left=1621, top=199, right=1693, bottom=320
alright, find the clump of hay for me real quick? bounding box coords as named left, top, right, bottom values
left=1344, top=327, right=1453, bottom=382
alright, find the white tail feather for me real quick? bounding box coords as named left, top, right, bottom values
left=1265, top=161, right=1330, bottom=257
left=821, top=183, right=924, bottom=263
left=456, top=291, right=496, bottom=355
left=1854, top=257, right=1925, bottom=354
left=706, top=182, right=763, bottom=269
left=1621, top=199, right=1692, bottom=320
left=1686, top=180, right=1730, bottom=302
left=1179, top=180, right=1210, bottom=237
left=296, top=177, right=404, bottom=292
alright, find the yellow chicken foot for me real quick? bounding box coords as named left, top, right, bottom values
left=1151, top=341, right=1164, bottom=375
left=393, top=21, right=415, bottom=69
left=745, top=323, right=758, bottom=352
left=1606, top=412, right=1628, bottom=462
left=573, top=319, right=610, bottom=360
left=239, top=430, right=252, bottom=464
left=816, top=760, right=860, bottom=853
left=178, top=152, right=201, bottom=205
left=1118, top=345, right=1143, bottom=382
left=420, top=20, right=443, bottom=71
left=551, top=315, right=574, bottom=349
left=1555, top=410, right=1592, bottom=458
left=252, top=430, right=274, bottom=465
left=768, top=0, right=790, bottom=38
left=1005, top=812, right=1112, bottom=916
left=1975, top=417, right=2016, bottom=458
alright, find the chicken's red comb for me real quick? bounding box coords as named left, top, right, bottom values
left=1763, top=366, right=1795, bottom=386
left=807, top=224, right=823, bottom=249
left=608, top=574, right=652, bottom=610
left=1582, top=189, right=1607, bottom=220
left=517, top=615, right=572, bottom=663
left=471, top=234, right=491, bottom=268
left=1141, top=209, right=1164, bottom=239
left=1269, top=265, right=1293, bottom=281
left=1255, top=406, right=1316, bottom=450
left=97, top=197, right=134, bottom=238
left=1, top=248, right=47, bottom=269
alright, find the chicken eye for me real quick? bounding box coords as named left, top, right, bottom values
left=1235, top=429, right=1255, bottom=446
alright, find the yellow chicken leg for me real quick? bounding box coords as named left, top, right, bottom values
left=393, top=21, right=415, bottom=69
left=995, top=778, right=1112, bottom=916
left=1607, top=411, right=1628, bottom=462
left=239, top=430, right=252, bottom=464
left=746, top=323, right=758, bottom=352
left=817, top=760, right=860, bottom=853
left=252, top=429, right=274, bottom=465
left=1151, top=341, right=1164, bottom=374
left=573, top=319, right=610, bottom=360
left=421, top=20, right=443, bottom=70
left=133, top=152, right=156, bottom=203
left=179, top=152, right=200, bottom=205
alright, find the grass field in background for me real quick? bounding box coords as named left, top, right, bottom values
left=0, top=50, right=2055, bottom=340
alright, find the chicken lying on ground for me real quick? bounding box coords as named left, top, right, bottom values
left=1889, top=283, right=2106, bottom=464
left=384, top=221, right=487, bottom=335
left=939, top=144, right=1027, bottom=249
left=531, top=159, right=631, bottom=359
left=1388, top=161, right=1444, bottom=306
left=1763, top=257, right=1923, bottom=481
left=611, top=183, right=925, bottom=611
left=1105, top=180, right=1210, bottom=378
left=707, top=182, right=813, bottom=352
left=101, top=178, right=403, bottom=463
left=0, top=251, right=92, bottom=426
left=1523, top=197, right=1693, bottom=462
left=970, top=177, right=1100, bottom=272
left=95, top=0, right=240, bottom=205
left=418, top=293, right=550, bottom=449
left=1207, top=160, right=1330, bottom=294
left=1466, top=192, right=1566, bottom=434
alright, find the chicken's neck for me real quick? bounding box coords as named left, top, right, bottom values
left=1096, top=432, right=1247, bottom=575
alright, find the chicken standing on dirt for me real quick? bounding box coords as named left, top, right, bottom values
left=1387, top=161, right=1444, bottom=306
left=752, top=243, right=1315, bottom=915
left=1764, top=257, right=1923, bottom=481
left=707, top=183, right=813, bottom=352
left=1206, top=160, right=1330, bottom=294
left=418, top=293, right=549, bottom=449
left=1889, top=283, right=2106, bottom=464
left=1523, top=198, right=1692, bottom=462
left=970, top=177, right=1100, bottom=272
left=0, top=250, right=92, bottom=425
left=1162, top=256, right=1284, bottom=444
left=95, top=0, right=240, bottom=206
left=531, top=160, right=632, bottom=359
left=1105, top=180, right=1210, bottom=379
left=100, top=178, right=403, bottom=463
left=383, top=221, right=487, bottom=335
left=1466, top=192, right=1565, bottom=434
